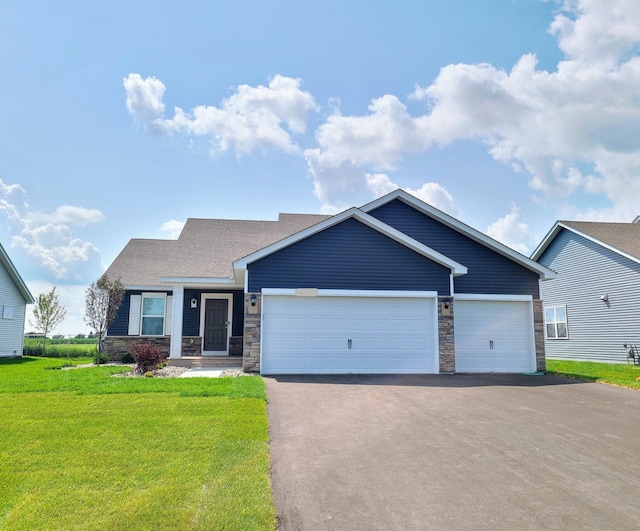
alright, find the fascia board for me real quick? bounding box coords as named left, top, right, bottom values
left=362, top=189, right=555, bottom=279
left=233, top=207, right=468, bottom=275
left=233, top=207, right=362, bottom=270
left=530, top=222, right=562, bottom=261
left=160, top=277, right=237, bottom=284
left=0, top=244, right=34, bottom=303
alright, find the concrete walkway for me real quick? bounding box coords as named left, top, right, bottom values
left=266, top=374, right=640, bottom=530
left=179, top=368, right=231, bottom=378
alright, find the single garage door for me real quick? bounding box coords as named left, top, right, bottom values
left=261, top=293, right=437, bottom=374
left=454, top=298, right=535, bottom=373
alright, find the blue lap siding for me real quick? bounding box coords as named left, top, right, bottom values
left=109, top=289, right=244, bottom=337
left=369, top=199, right=540, bottom=296
left=247, top=217, right=451, bottom=293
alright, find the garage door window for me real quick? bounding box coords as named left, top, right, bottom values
left=544, top=305, right=568, bottom=339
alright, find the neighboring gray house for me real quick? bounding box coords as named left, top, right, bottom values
left=532, top=220, right=640, bottom=363
left=0, top=244, right=34, bottom=357
left=104, top=190, right=554, bottom=374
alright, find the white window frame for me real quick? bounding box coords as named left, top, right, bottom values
left=544, top=305, right=568, bottom=339
left=123, top=292, right=173, bottom=337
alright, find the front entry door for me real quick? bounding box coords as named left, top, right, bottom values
left=204, top=299, right=228, bottom=353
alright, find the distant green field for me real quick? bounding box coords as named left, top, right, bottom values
left=23, top=338, right=98, bottom=357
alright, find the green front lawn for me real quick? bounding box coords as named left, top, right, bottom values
left=0, top=357, right=276, bottom=530
left=547, top=359, right=640, bottom=390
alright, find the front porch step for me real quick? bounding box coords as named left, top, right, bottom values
left=168, top=357, right=243, bottom=369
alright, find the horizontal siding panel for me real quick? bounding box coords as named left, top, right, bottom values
left=539, top=229, right=640, bottom=363
left=369, top=199, right=540, bottom=296
left=0, top=261, right=27, bottom=356
left=249, top=218, right=451, bottom=293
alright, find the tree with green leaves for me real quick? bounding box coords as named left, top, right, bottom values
left=84, top=275, right=125, bottom=364
left=30, top=287, right=67, bottom=356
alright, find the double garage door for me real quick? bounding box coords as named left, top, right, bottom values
left=261, top=293, right=438, bottom=374
left=260, top=293, right=535, bottom=374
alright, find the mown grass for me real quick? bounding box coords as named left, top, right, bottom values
left=547, top=359, right=640, bottom=390
left=0, top=357, right=275, bottom=530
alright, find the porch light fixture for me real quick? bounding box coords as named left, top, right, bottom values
left=190, top=297, right=198, bottom=309
left=250, top=294, right=257, bottom=307
left=444, top=301, right=450, bottom=309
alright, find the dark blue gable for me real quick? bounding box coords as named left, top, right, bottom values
left=248, top=217, right=451, bottom=293
left=369, top=199, right=540, bottom=296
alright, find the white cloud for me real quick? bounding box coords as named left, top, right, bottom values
left=486, top=204, right=535, bottom=254
left=402, top=183, right=460, bottom=217
left=304, top=0, right=640, bottom=219
left=124, top=73, right=318, bottom=155
left=159, top=219, right=185, bottom=239
left=123, top=73, right=167, bottom=130
left=0, top=179, right=104, bottom=282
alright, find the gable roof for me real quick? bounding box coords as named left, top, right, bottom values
left=362, top=190, right=555, bottom=280
left=105, top=213, right=330, bottom=287
left=234, top=207, right=468, bottom=276
left=531, top=220, right=640, bottom=265
left=0, top=243, right=34, bottom=303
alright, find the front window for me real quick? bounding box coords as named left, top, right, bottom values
left=545, top=305, right=568, bottom=339
left=141, top=295, right=166, bottom=335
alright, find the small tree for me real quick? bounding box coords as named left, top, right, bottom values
left=84, top=275, right=125, bottom=365
left=30, top=287, right=66, bottom=356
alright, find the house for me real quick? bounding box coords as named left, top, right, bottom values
left=532, top=219, right=640, bottom=363
left=0, top=243, right=34, bottom=357
left=104, top=190, right=554, bottom=374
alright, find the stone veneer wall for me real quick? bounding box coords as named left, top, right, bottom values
left=243, top=293, right=261, bottom=372
left=181, top=337, right=202, bottom=357
left=438, top=296, right=455, bottom=373
left=103, top=336, right=171, bottom=361
left=533, top=299, right=545, bottom=372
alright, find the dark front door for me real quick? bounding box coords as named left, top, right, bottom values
left=204, top=299, right=228, bottom=352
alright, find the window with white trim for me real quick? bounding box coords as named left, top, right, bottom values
left=141, top=294, right=166, bottom=335
left=544, top=305, right=568, bottom=339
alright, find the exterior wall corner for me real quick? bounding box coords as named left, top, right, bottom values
left=533, top=299, right=546, bottom=371
left=438, top=296, right=455, bottom=373
left=243, top=292, right=262, bottom=372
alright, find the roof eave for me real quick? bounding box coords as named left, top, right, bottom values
left=362, top=189, right=554, bottom=279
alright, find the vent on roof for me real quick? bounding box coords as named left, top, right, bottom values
left=633, top=216, right=640, bottom=224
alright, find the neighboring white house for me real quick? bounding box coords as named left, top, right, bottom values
left=0, top=244, right=34, bottom=357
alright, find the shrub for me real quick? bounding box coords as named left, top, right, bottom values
left=130, top=341, right=166, bottom=374
left=121, top=352, right=135, bottom=364
left=93, top=352, right=109, bottom=365
left=144, top=371, right=154, bottom=378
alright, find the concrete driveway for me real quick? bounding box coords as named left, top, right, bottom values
left=266, top=374, right=640, bottom=530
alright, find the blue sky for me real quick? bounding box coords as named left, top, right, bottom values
left=1, top=0, right=639, bottom=334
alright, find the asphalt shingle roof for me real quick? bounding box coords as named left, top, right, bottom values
left=561, top=220, right=640, bottom=260
left=104, top=213, right=330, bottom=286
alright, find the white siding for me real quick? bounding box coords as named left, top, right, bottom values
left=0, top=261, right=27, bottom=357
left=539, top=229, right=640, bottom=363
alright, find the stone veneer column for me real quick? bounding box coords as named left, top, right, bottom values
left=438, top=296, right=455, bottom=373
left=533, top=299, right=545, bottom=372
left=243, top=293, right=262, bottom=372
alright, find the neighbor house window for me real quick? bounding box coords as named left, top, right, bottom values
left=141, top=294, right=166, bottom=336
left=545, top=305, right=568, bottom=339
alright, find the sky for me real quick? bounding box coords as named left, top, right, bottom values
left=1, top=0, right=640, bottom=335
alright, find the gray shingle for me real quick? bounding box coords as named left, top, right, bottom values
left=104, top=213, right=330, bottom=286
left=561, top=220, right=640, bottom=260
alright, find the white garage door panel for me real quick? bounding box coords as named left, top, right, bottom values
left=262, top=295, right=436, bottom=374
left=455, top=299, right=534, bottom=373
